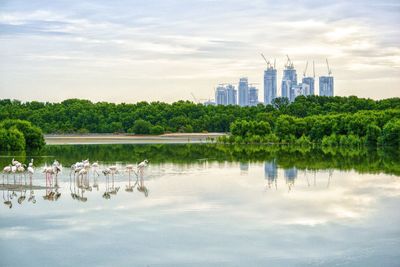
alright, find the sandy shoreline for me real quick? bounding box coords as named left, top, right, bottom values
left=45, top=133, right=226, bottom=145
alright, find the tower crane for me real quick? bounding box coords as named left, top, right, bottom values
left=303, top=61, right=309, bottom=77
left=260, top=53, right=272, bottom=69
left=326, top=58, right=332, bottom=76
left=285, top=55, right=294, bottom=69
left=313, top=60, right=315, bottom=78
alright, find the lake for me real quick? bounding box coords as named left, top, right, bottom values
left=1, top=144, right=399, bottom=267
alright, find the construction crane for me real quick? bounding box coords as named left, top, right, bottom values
left=190, top=92, right=208, bottom=104
left=285, top=55, right=294, bottom=69
left=303, top=61, right=308, bottom=77
left=326, top=58, right=332, bottom=76
left=190, top=92, right=199, bottom=103
left=313, top=60, right=315, bottom=78
left=260, top=53, right=272, bottom=69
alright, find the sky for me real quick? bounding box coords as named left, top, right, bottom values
left=0, top=0, right=399, bottom=103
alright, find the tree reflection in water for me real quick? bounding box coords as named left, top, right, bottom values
left=1, top=144, right=399, bottom=207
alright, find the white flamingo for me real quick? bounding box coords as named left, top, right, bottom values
left=16, top=164, right=26, bottom=185
left=52, top=160, right=62, bottom=187
left=43, top=165, right=55, bottom=187
left=27, top=159, right=34, bottom=185
left=11, top=158, right=20, bottom=166
left=11, top=165, right=17, bottom=184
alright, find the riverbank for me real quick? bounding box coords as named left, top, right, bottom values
left=44, top=133, right=226, bottom=145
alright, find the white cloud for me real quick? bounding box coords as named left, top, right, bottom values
left=0, top=0, right=399, bottom=102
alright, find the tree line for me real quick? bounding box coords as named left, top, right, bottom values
left=221, top=109, right=400, bottom=148
left=1, top=96, right=399, bottom=135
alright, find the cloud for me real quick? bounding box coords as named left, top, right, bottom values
left=0, top=0, right=399, bottom=102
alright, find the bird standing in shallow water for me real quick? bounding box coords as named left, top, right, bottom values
left=27, top=159, right=34, bottom=185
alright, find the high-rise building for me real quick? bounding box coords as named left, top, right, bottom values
left=248, top=86, right=258, bottom=106
left=238, top=77, right=249, bottom=107
left=291, top=83, right=310, bottom=100
left=264, top=67, right=277, bottom=105
left=215, top=86, right=227, bottom=105
left=302, top=77, right=315, bottom=95
left=281, top=64, right=297, bottom=101
left=226, top=84, right=237, bottom=105
left=319, top=76, right=334, bottom=96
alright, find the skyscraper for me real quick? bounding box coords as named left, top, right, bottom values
left=281, top=63, right=297, bottom=102
left=302, top=77, right=315, bottom=95
left=238, top=77, right=249, bottom=106
left=264, top=67, right=277, bottom=105
left=319, top=76, right=334, bottom=96
left=291, top=83, right=310, bottom=100
left=248, top=86, right=258, bottom=106
left=226, top=84, right=237, bottom=105
left=215, top=86, right=227, bottom=105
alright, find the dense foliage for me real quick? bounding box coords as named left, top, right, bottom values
left=1, top=96, right=399, bottom=134
left=0, top=119, right=45, bottom=151
left=221, top=110, right=400, bottom=148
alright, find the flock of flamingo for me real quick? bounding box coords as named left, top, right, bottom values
left=2, top=158, right=149, bottom=208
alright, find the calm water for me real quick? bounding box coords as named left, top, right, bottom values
left=1, top=144, right=399, bottom=267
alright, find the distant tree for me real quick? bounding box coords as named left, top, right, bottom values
left=150, top=125, right=165, bottom=135
left=131, top=119, right=152, bottom=134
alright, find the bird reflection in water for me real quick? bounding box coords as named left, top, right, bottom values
left=3, top=190, right=12, bottom=209
left=43, top=188, right=61, bottom=201
left=102, top=167, right=120, bottom=199
left=137, top=160, right=149, bottom=197
left=125, top=165, right=136, bottom=192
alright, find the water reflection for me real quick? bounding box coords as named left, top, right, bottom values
left=1, top=145, right=400, bottom=266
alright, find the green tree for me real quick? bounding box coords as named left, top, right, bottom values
left=150, top=125, right=165, bottom=135
left=131, top=119, right=152, bottom=134
left=380, top=119, right=400, bottom=148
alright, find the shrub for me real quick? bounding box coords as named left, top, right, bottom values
left=0, top=119, right=44, bottom=150
left=150, top=125, right=165, bottom=135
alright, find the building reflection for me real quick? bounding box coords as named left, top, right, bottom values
left=240, top=162, right=249, bottom=174
left=264, top=160, right=278, bottom=189
left=284, top=167, right=298, bottom=191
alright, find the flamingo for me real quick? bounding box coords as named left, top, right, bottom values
left=78, top=168, right=88, bottom=187
left=52, top=160, right=62, bottom=187
left=16, top=164, right=26, bottom=185
left=43, top=165, right=55, bottom=187
left=27, top=159, right=34, bottom=185
left=137, top=160, right=149, bottom=197
left=11, top=165, right=17, bottom=184
left=11, top=158, right=20, bottom=166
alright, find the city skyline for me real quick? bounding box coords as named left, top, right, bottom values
left=1, top=0, right=399, bottom=103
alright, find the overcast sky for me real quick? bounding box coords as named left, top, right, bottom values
left=0, top=0, right=399, bottom=103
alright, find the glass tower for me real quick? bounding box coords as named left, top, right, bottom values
left=319, top=76, right=334, bottom=96
left=264, top=67, right=277, bottom=105
left=238, top=77, right=249, bottom=107
left=215, top=86, right=227, bottom=105
left=248, top=86, right=258, bottom=106
left=281, top=68, right=297, bottom=101
left=226, top=84, right=237, bottom=105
